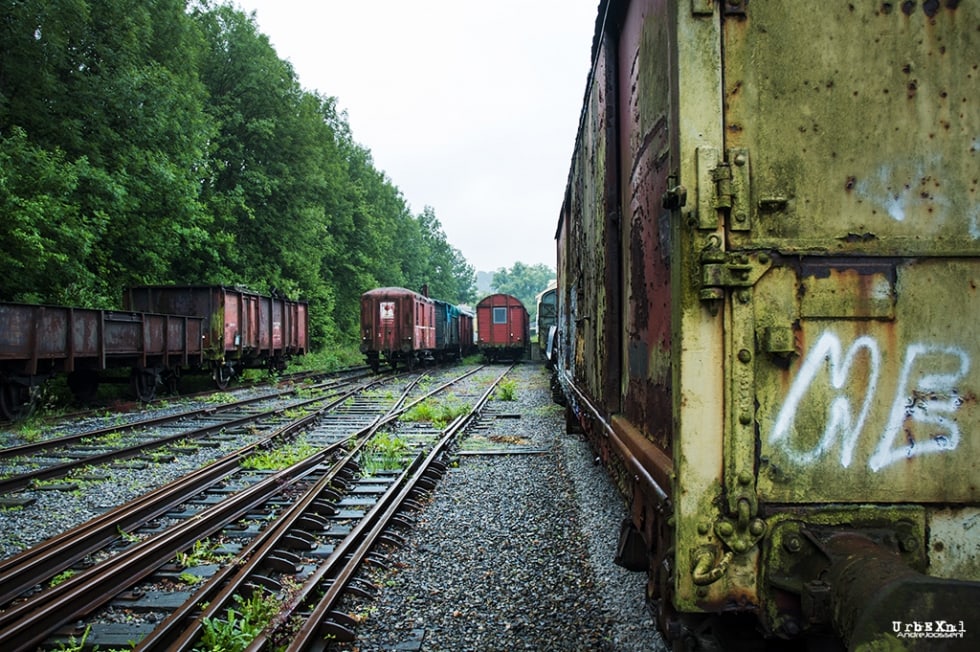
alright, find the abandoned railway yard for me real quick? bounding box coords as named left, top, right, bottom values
left=0, top=363, right=661, bottom=651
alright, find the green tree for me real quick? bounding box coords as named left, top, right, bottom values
left=0, top=0, right=214, bottom=304
left=491, top=262, right=555, bottom=311
left=0, top=128, right=106, bottom=305
left=414, top=207, right=476, bottom=305
left=0, top=0, right=482, bottom=353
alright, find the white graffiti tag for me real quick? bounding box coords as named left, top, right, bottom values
left=770, top=332, right=971, bottom=471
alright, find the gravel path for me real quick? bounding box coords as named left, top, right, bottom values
left=335, top=363, right=665, bottom=651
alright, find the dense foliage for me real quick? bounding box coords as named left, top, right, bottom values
left=0, top=0, right=476, bottom=347
left=490, top=262, right=555, bottom=312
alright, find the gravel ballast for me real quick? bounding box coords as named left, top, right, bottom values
left=0, top=364, right=668, bottom=650
left=335, top=363, right=666, bottom=651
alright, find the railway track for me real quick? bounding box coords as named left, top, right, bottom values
left=0, top=363, right=511, bottom=651
left=0, top=369, right=375, bottom=496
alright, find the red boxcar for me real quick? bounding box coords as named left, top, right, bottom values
left=124, top=285, right=308, bottom=387
left=475, top=294, right=529, bottom=362
left=360, top=287, right=436, bottom=372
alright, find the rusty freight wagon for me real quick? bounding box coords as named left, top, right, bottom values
left=0, top=303, right=204, bottom=420
left=554, top=1, right=979, bottom=650
left=360, top=287, right=437, bottom=372
left=475, top=293, right=529, bottom=362
left=124, top=285, right=308, bottom=388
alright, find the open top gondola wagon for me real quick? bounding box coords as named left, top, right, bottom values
left=124, top=285, right=308, bottom=389
left=0, top=302, right=204, bottom=420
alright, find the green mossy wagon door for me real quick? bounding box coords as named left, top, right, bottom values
left=720, top=3, right=980, bottom=503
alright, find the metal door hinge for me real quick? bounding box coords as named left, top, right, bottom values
left=696, top=147, right=751, bottom=231
left=698, top=240, right=772, bottom=313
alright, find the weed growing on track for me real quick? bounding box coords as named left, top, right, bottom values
left=202, top=392, right=235, bottom=405
left=52, top=623, right=91, bottom=652
left=175, top=537, right=232, bottom=569
left=197, top=591, right=281, bottom=652
left=403, top=396, right=468, bottom=428
left=240, top=438, right=319, bottom=470
left=12, top=419, right=43, bottom=443
left=361, top=432, right=408, bottom=473
left=49, top=568, right=77, bottom=587
left=495, top=378, right=518, bottom=401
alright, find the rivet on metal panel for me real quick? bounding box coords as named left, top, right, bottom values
left=899, top=534, right=919, bottom=553
left=739, top=412, right=752, bottom=425
left=784, top=534, right=803, bottom=554
left=738, top=349, right=752, bottom=364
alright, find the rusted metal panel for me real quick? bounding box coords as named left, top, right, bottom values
left=0, top=303, right=204, bottom=374
left=722, top=2, right=979, bottom=255
left=619, top=0, right=673, bottom=453
left=755, top=258, right=980, bottom=504
left=566, top=16, right=620, bottom=411
left=124, top=285, right=308, bottom=363
left=560, top=0, right=980, bottom=644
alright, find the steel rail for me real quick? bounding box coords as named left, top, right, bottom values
left=132, top=378, right=433, bottom=650
left=266, top=365, right=513, bottom=652
left=0, top=377, right=378, bottom=607
left=0, top=372, right=366, bottom=461
left=0, top=432, right=348, bottom=651
left=0, top=374, right=383, bottom=494
left=137, top=426, right=383, bottom=651
left=140, top=365, right=491, bottom=651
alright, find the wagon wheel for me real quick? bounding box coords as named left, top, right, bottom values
left=0, top=380, right=37, bottom=422
left=162, top=367, right=181, bottom=395
left=130, top=368, right=158, bottom=402
left=67, top=369, right=100, bottom=404
left=212, top=363, right=234, bottom=390
left=268, top=356, right=287, bottom=375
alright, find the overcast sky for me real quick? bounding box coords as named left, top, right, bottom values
left=232, top=0, right=598, bottom=274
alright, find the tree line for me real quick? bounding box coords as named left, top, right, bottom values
left=0, top=0, right=477, bottom=348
